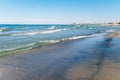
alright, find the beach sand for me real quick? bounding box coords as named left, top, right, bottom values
left=106, top=31, right=120, bottom=38
left=0, top=32, right=120, bottom=80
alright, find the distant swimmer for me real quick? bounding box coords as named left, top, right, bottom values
left=0, top=28, right=6, bottom=32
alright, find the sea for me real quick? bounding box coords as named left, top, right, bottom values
left=0, top=24, right=120, bottom=56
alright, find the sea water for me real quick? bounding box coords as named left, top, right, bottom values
left=0, top=24, right=120, bottom=56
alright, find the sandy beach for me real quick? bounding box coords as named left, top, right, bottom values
left=0, top=32, right=120, bottom=80
left=0, top=0, right=120, bottom=80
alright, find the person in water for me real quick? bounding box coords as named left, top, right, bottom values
left=0, top=28, right=6, bottom=32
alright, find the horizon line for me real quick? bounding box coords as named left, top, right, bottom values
left=0, top=21, right=119, bottom=25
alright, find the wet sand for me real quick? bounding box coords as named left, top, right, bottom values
left=0, top=33, right=120, bottom=80
left=106, top=31, right=120, bottom=38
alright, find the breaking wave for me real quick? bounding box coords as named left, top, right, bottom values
left=0, top=33, right=103, bottom=57
left=12, top=29, right=61, bottom=36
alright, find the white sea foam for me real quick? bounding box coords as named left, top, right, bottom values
left=89, top=27, right=94, bottom=29
left=0, top=43, right=35, bottom=53
left=48, top=26, right=56, bottom=29
left=106, top=29, right=115, bottom=32
left=12, top=29, right=61, bottom=36
left=39, top=33, right=103, bottom=44
left=0, top=32, right=104, bottom=55
left=40, top=29, right=61, bottom=34
left=62, top=28, right=70, bottom=30
left=61, top=36, right=88, bottom=41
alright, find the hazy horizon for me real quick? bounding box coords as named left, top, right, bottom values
left=0, top=0, right=120, bottom=24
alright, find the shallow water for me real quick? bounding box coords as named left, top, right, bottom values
left=1, top=33, right=120, bottom=80
left=0, top=24, right=120, bottom=56
left=0, top=34, right=104, bottom=80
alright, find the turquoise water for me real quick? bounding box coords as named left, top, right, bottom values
left=0, top=24, right=120, bottom=56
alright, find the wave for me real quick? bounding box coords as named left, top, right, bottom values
left=11, top=28, right=71, bottom=36
left=0, top=29, right=67, bottom=36
left=11, top=29, right=62, bottom=36
left=37, top=33, right=104, bottom=44
left=0, top=32, right=104, bottom=57
left=48, top=26, right=56, bottom=29
left=0, top=26, right=108, bottom=37
left=0, top=43, right=34, bottom=57
left=0, top=28, right=71, bottom=36
left=106, top=29, right=115, bottom=32
left=61, top=33, right=103, bottom=41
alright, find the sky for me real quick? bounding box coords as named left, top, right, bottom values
left=0, top=0, right=120, bottom=24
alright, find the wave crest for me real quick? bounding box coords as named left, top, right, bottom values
left=12, top=29, right=61, bottom=36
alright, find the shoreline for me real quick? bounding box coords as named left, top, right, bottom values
left=0, top=32, right=120, bottom=80
left=106, top=31, right=120, bottom=38
left=0, top=33, right=98, bottom=58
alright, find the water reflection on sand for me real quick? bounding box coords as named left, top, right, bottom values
left=0, top=33, right=120, bottom=80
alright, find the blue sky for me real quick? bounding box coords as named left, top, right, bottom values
left=0, top=0, right=120, bottom=24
